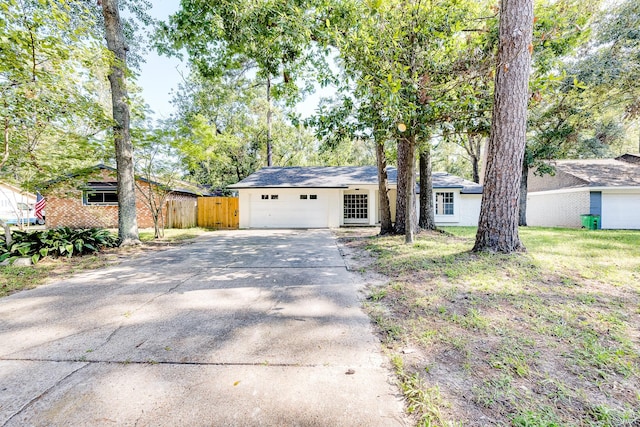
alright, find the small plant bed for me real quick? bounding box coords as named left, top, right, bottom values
left=343, top=227, right=640, bottom=426
left=1, top=227, right=118, bottom=265
left=0, top=227, right=118, bottom=297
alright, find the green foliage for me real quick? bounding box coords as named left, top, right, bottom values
left=168, top=71, right=326, bottom=187
left=511, top=408, right=563, bottom=427
left=0, top=228, right=118, bottom=264
left=158, top=0, right=325, bottom=106
left=577, top=0, right=640, bottom=120
left=0, top=0, right=112, bottom=190
left=331, top=0, right=476, bottom=143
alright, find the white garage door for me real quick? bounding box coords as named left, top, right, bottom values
left=602, top=193, right=640, bottom=229
left=249, top=192, right=329, bottom=228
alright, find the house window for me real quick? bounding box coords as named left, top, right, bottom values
left=83, top=183, right=118, bottom=206
left=300, top=195, right=308, bottom=199
left=261, top=195, right=269, bottom=200
left=309, top=195, right=317, bottom=200
left=344, top=194, right=368, bottom=219
left=435, top=192, right=454, bottom=215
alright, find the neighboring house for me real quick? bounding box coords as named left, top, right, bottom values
left=43, top=164, right=204, bottom=229
left=228, top=166, right=482, bottom=228
left=526, top=154, right=640, bottom=229
left=0, top=182, right=41, bottom=225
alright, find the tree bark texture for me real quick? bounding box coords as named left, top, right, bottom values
left=473, top=0, right=533, bottom=253
left=1, top=219, right=12, bottom=247
left=418, top=146, right=436, bottom=230
left=469, top=135, right=482, bottom=184
left=101, top=0, right=140, bottom=245
left=394, top=137, right=408, bottom=235
left=376, top=141, right=393, bottom=235
left=266, top=75, right=273, bottom=167
left=403, top=136, right=417, bottom=244
left=518, top=161, right=528, bottom=226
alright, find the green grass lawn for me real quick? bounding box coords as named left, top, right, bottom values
left=356, top=227, right=640, bottom=426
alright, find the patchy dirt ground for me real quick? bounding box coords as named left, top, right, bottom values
left=334, top=227, right=640, bottom=427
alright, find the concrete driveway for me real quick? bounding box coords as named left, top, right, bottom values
left=0, top=229, right=407, bottom=426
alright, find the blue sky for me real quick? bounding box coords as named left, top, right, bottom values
left=137, top=1, right=182, bottom=120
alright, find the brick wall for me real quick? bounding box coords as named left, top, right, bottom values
left=45, top=169, right=197, bottom=229
left=526, top=189, right=589, bottom=227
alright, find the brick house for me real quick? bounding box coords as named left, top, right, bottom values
left=526, top=154, right=640, bottom=229
left=43, top=164, right=204, bottom=229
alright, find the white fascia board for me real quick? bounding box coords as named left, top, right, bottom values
left=528, top=186, right=640, bottom=196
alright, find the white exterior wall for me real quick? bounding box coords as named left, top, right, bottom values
left=238, top=185, right=481, bottom=228
left=0, top=183, right=35, bottom=221
left=238, top=188, right=340, bottom=228
left=457, top=194, right=482, bottom=226
left=601, top=190, right=640, bottom=229
left=432, top=189, right=461, bottom=224
left=527, top=189, right=589, bottom=227
left=428, top=190, right=481, bottom=226
left=238, top=190, right=251, bottom=228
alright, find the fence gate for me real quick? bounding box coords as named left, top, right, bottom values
left=166, top=199, right=198, bottom=229
left=197, top=197, right=239, bottom=229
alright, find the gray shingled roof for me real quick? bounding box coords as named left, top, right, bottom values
left=44, top=164, right=211, bottom=196
left=554, top=158, right=640, bottom=187
left=432, top=172, right=483, bottom=194
left=229, top=166, right=483, bottom=194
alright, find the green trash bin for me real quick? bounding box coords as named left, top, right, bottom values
left=580, top=214, right=600, bottom=230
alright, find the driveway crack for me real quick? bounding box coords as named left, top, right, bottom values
left=1, top=272, right=200, bottom=361
left=2, top=362, right=89, bottom=427
left=92, top=271, right=200, bottom=352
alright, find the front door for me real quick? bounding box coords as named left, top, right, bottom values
left=343, top=193, right=368, bottom=225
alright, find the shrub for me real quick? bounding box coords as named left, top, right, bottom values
left=0, top=227, right=118, bottom=265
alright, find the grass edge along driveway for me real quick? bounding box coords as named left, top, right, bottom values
left=348, top=227, right=640, bottom=427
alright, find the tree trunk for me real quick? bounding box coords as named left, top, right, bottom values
left=518, top=161, right=528, bottom=226
left=471, top=155, right=480, bottom=184
left=404, top=136, right=417, bottom=244
left=467, top=134, right=482, bottom=184
left=376, top=140, right=393, bottom=235
left=418, top=145, right=436, bottom=230
left=2, top=99, right=10, bottom=170
left=395, top=137, right=408, bottom=235
left=101, top=0, right=139, bottom=246
left=473, top=0, right=533, bottom=253
left=266, top=75, right=273, bottom=167
left=0, top=219, right=11, bottom=247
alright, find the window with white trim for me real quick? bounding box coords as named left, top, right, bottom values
left=435, top=192, right=454, bottom=215
left=344, top=194, right=368, bottom=219
left=83, top=183, right=118, bottom=206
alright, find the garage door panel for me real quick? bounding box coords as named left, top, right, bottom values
left=602, top=193, right=640, bottom=229
left=249, top=195, right=329, bottom=228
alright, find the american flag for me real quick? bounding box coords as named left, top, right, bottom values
left=35, top=192, right=45, bottom=220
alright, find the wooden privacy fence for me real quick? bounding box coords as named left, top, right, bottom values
left=197, top=197, right=239, bottom=229
left=165, top=199, right=198, bottom=229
